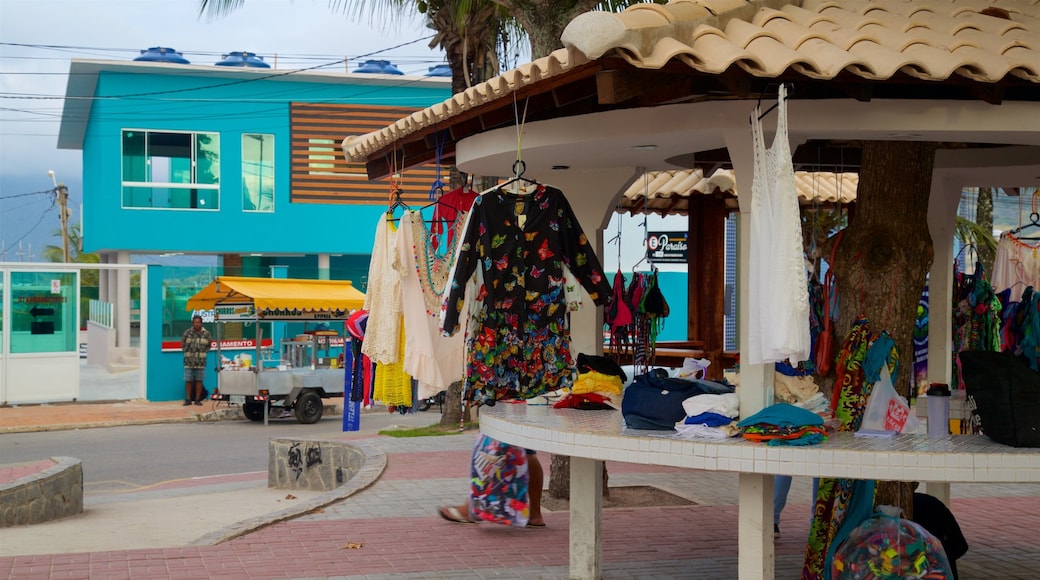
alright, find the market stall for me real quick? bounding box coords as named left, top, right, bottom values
left=186, top=276, right=365, bottom=424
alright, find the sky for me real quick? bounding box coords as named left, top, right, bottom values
left=0, top=0, right=685, bottom=269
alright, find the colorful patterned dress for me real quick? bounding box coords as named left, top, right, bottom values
left=442, top=185, right=611, bottom=404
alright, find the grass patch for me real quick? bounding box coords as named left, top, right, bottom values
left=378, top=422, right=480, bottom=437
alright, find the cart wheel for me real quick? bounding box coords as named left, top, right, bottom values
left=294, top=392, right=324, bottom=424
left=242, top=401, right=266, bottom=422
left=417, top=399, right=432, bottom=412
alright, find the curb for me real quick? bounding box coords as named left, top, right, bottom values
left=0, top=404, right=351, bottom=434
left=188, top=439, right=387, bottom=546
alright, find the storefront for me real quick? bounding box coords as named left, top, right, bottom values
left=186, top=276, right=365, bottom=424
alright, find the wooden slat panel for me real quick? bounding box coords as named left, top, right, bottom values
left=290, top=103, right=450, bottom=205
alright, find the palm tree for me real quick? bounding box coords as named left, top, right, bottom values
left=43, top=224, right=100, bottom=272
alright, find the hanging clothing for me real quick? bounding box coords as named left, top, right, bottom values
left=372, top=325, right=412, bottom=407
left=992, top=232, right=1040, bottom=303
left=393, top=210, right=466, bottom=398
left=361, top=214, right=403, bottom=364
left=442, top=185, right=611, bottom=404
left=748, top=83, right=811, bottom=364
left=805, top=317, right=893, bottom=579
left=345, top=310, right=372, bottom=405
left=430, top=186, right=478, bottom=251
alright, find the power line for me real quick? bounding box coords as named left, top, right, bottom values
left=0, top=189, right=53, bottom=200
left=0, top=35, right=437, bottom=101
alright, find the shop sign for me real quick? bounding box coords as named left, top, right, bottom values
left=162, top=337, right=274, bottom=352
left=214, top=304, right=256, bottom=320
left=647, top=231, right=689, bottom=264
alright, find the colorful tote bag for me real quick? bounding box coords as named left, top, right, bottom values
left=468, top=434, right=530, bottom=527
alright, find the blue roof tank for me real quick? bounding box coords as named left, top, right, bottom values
left=355, top=60, right=403, bottom=75
left=215, top=51, right=271, bottom=68
left=133, top=47, right=190, bottom=64
left=425, top=64, right=452, bottom=77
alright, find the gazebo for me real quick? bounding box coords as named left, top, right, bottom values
left=342, top=1, right=1040, bottom=577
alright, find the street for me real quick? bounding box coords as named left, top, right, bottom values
left=0, top=409, right=437, bottom=556
left=1, top=411, right=433, bottom=493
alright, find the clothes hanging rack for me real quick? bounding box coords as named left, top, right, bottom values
left=750, top=82, right=793, bottom=124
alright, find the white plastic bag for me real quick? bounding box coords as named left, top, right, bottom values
left=860, top=366, right=922, bottom=434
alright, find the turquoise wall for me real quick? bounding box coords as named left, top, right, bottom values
left=147, top=265, right=217, bottom=401
left=81, top=71, right=449, bottom=256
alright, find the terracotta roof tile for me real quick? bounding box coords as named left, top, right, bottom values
left=619, top=169, right=858, bottom=214
left=343, top=0, right=1040, bottom=163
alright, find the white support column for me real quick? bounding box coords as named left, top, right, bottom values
left=924, top=481, right=951, bottom=507
left=723, top=130, right=773, bottom=416
left=104, top=253, right=115, bottom=303
left=99, top=252, right=110, bottom=302
left=570, top=456, right=603, bottom=580
left=116, top=250, right=131, bottom=348
left=739, top=473, right=775, bottom=580
left=725, top=129, right=776, bottom=580
left=926, top=174, right=960, bottom=388
left=542, top=168, right=638, bottom=356
left=317, top=253, right=330, bottom=280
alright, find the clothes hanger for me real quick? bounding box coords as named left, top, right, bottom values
left=387, top=188, right=410, bottom=217
left=1008, top=212, right=1040, bottom=239
left=496, top=160, right=540, bottom=194
left=749, top=81, right=793, bottom=124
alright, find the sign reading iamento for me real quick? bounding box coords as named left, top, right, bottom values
left=646, top=231, right=689, bottom=264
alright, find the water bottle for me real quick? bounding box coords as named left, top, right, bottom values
left=926, top=383, right=951, bottom=438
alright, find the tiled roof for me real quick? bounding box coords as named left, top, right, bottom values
left=343, top=0, right=1040, bottom=163
left=620, top=169, right=858, bottom=214
left=565, top=0, right=1039, bottom=81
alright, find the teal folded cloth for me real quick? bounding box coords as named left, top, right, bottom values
left=767, top=432, right=827, bottom=446
left=736, top=402, right=824, bottom=428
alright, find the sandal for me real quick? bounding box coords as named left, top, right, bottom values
left=438, top=506, right=474, bottom=525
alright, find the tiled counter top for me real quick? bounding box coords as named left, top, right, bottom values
left=481, top=404, right=1040, bottom=483
left=481, top=403, right=1040, bottom=580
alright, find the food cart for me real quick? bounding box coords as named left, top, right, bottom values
left=186, top=276, right=365, bottom=425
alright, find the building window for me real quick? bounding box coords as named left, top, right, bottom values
left=242, top=134, right=274, bottom=212
left=306, top=138, right=339, bottom=176
left=121, top=130, right=220, bottom=210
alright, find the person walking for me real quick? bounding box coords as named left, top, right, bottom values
left=182, top=314, right=212, bottom=405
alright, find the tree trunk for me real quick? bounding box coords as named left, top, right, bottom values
left=548, top=454, right=610, bottom=499
left=494, top=0, right=601, bottom=58
left=831, top=140, right=938, bottom=515
left=977, top=187, right=995, bottom=273
left=439, top=380, right=472, bottom=427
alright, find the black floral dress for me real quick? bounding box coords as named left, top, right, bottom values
left=442, top=185, right=611, bottom=403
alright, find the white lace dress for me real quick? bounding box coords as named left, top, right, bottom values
left=393, top=211, right=466, bottom=398
left=360, top=214, right=403, bottom=364
left=747, top=83, right=810, bottom=364
left=993, top=232, right=1040, bottom=303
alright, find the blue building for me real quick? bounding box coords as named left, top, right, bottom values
left=51, top=50, right=452, bottom=401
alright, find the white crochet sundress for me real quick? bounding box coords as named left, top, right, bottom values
left=361, top=214, right=403, bottom=364
left=747, top=83, right=811, bottom=364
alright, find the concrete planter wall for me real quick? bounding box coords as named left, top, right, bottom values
left=268, top=438, right=364, bottom=491
left=1, top=457, right=83, bottom=527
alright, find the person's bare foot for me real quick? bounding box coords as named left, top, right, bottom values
left=438, top=505, right=473, bottom=524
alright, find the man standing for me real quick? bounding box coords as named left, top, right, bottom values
left=182, top=314, right=212, bottom=405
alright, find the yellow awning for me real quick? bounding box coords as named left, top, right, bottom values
left=186, top=276, right=365, bottom=313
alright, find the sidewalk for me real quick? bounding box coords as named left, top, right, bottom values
left=0, top=399, right=222, bottom=434
left=2, top=401, right=1040, bottom=579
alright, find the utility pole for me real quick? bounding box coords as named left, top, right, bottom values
left=49, top=170, right=71, bottom=263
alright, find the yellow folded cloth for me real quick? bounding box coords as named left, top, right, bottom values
left=571, top=371, right=623, bottom=396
